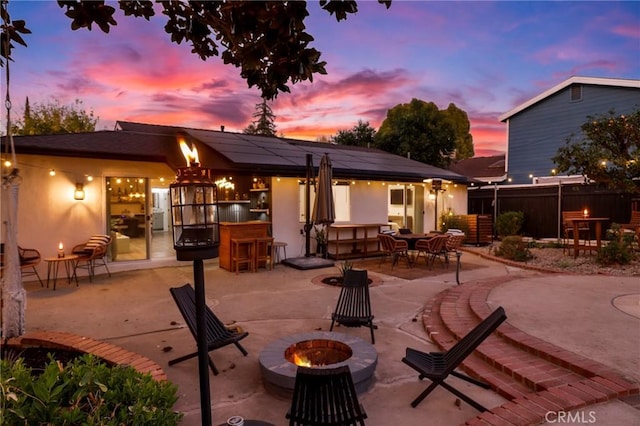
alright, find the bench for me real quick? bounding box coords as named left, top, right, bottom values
left=169, top=283, right=249, bottom=375
left=401, top=306, right=507, bottom=411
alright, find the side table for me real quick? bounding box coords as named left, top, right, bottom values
left=44, top=255, right=79, bottom=290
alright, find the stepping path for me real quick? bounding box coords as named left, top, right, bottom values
left=422, top=274, right=639, bottom=425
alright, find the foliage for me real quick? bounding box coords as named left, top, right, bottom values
left=12, top=98, right=98, bottom=135
left=0, top=4, right=31, bottom=67
left=374, top=99, right=461, bottom=168
left=494, top=236, right=532, bottom=262
left=313, top=225, right=327, bottom=244
left=552, top=109, right=640, bottom=193
left=495, top=211, right=524, bottom=238
left=443, top=103, right=474, bottom=160
left=597, top=224, right=634, bottom=266
left=439, top=212, right=469, bottom=235
left=0, top=353, right=182, bottom=425
left=331, top=120, right=376, bottom=147
left=243, top=98, right=277, bottom=136
left=1, top=1, right=392, bottom=100
left=338, top=260, right=353, bottom=277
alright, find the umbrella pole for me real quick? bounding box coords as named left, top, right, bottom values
left=304, top=154, right=313, bottom=257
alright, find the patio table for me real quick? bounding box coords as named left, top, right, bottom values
left=570, top=217, right=609, bottom=259
left=44, top=254, right=79, bottom=290
left=394, top=233, right=435, bottom=250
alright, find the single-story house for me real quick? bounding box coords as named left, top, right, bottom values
left=1, top=121, right=470, bottom=278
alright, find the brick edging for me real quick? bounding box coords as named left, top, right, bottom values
left=5, top=331, right=167, bottom=381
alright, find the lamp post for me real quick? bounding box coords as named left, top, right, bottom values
left=169, top=136, right=220, bottom=426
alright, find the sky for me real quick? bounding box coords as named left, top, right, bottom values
left=2, top=1, right=639, bottom=157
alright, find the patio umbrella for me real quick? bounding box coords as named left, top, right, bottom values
left=312, top=153, right=336, bottom=225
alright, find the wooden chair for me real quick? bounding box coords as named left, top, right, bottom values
left=230, top=238, right=255, bottom=274
left=562, top=211, right=591, bottom=254
left=401, top=306, right=507, bottom=411
left=414, top=234, right=449, bottom=269
left=18, top=246, right=44, bottom=286
left=72, top=234, right=112, bottom=282
left=620, top=211, right=640, bottom=233
left=286, top=365, right=367, bottom=426
left=169, top=283, right=249, bottom=375
left=329, top=269, right=375, bottom=344
left=377, top=233, right=411, bottom=268
left=255, top=236, right=274, bottom=270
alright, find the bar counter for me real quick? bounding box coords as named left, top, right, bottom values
left=219, top=221, right=271, bottom=271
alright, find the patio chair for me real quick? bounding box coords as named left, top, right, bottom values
left=414, top=234, right=449, bottom=269
left=18, top=246, right=44, bottom=286
left=329, top=269, right=375, bottom=344
left=443, top=233, right=465, bottom=267
left=401, top=306, right=507, bottom=411
left=168, top=283, right=249, bottom=375
left=377, top=233, right=411, bottom=268
left=286, top=365, right=367, bottom=426
left=562, top=211, right=591, bottom=254
left=72, top=234, right=112, bottom=282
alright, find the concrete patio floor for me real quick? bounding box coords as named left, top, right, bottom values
left=19, top=251, right=640, bottom=425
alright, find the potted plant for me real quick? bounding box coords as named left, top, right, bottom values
left=314, top=225, right=328, bottom=258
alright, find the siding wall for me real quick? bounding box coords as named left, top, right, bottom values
left=507, top=85, right=640, bottom=184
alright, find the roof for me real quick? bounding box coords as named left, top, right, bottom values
left=1, top=121, right=469, bottom=183
left=448, top=155, right=506, bottom=183
left=499, top=76, right=640, bottom=122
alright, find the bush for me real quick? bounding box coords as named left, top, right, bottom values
left=597, top=224, right=633, bottom=266
left=495, top=236, right=532, bottom=262
left=495, top=211, right=524, bottom=238
left=1, top=353, right=182, bottom=425
left=440, top=212, right=469, bottom=235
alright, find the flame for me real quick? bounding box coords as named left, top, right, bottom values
left=293, top=352, right=312, bottom=367
left=583, top=209, right=589, bottom=217
left=58, top=242, right=63, bottom=250
left=179, top=140, right=199, bottom=167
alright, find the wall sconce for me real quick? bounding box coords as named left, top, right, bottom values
left=74, top=183, right=85, bottom=200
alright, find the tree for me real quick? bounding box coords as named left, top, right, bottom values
left=374, top=99, right=456, bottom=168
left=331, top=120, right=376, bottom=147
left=243, top=98, right=277, bottom=136
left=443, top=103, right=474, bottom=160
left=1, top=1, right=392, bottom=100
left=12, top=98, right=98, bottom=135
left=552, top=109, right=640, bottom=193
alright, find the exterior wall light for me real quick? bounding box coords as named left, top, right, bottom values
left=74, top=183, right=85, bottom=200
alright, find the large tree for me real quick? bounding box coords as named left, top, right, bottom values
left=1, top=1, right=391, bottom=100
left=552, top=109, right=640, bottom=193
left=243, top=98, right=277, bottom=136
left=443, top=103, right=474, bottom=160
left=374, top=99, right=457, bottom=168
left=331, top=120, right=376, bottom=147
left=12, top=98, right=98, bottom=135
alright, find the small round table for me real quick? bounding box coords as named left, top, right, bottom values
left=44, top=254, right=79, bottom=290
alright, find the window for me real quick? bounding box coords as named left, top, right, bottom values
left=299, top=183, right=350, bottom=222
left=570, top=84, right=582, bottom=102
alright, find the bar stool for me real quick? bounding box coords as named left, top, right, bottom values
left=272, top=241, right=288, bottom=264
left=255, top=237, right=275, bottom=271
left=231, top=238, right=255, bottom=274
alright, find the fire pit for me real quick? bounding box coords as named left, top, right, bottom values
left=259, top=331, right=377, bottom=398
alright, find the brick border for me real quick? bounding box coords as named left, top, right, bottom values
left=5, top=331, right=167, bottom=381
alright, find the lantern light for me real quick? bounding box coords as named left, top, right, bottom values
left=74, top=183, right=85, bottom=200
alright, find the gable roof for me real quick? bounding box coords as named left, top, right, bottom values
left=499, top=76, right=640, bottom=122
left=449, top=155, right=506, bottom=183
left=2, top=121, right=469, bottom=183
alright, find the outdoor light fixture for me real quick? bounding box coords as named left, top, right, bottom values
left=169, top=134, right=219, bottom=426
left=74, top=183, right=85, bottom=200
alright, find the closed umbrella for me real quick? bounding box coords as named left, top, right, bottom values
left=312, top=153, right=335, bottom=225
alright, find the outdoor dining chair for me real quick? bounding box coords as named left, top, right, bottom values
left=72, top=234, right=112, bottom=282
left=377, top=233, right=412, bottom=268
left=414, top=234, right=449, bottom=269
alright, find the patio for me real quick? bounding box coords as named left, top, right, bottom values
left=16, top=251, right=640, bottom=425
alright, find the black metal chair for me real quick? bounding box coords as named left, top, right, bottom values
left=169, top=283, right=249, bottom=375
left=401, top=306, right=507, bottom=412
left=286, top=365, right=367, bottom=426
left=329, top=269, right=375, bottom=344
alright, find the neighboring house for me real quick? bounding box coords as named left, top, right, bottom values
left=1, top=121, right=469, bottom=278
left=449, top=155, right=507, bottom=185
left=499, top=76, right=640, bottom=184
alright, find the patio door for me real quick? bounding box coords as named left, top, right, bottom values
left=106, top=177, right=150, bottom=261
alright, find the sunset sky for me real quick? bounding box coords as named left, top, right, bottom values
left=3, top=1, right=639, bottom=157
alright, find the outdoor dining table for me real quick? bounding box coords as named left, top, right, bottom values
left=570, top=217, right=609, bottom=259
left=44, top=254, right=79, bottom=290
left=394, top=233, right=436, bottom=250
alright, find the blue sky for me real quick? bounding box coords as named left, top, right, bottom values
left=3, top=1, right=639, bottom=156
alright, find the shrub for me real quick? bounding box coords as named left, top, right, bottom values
left=338, top=260, right=353, bottom=277
left=495, top=211, right=524, bottom=238
left=1, top=353, right=182, bottom=425
left=439, top=212, right=469, bottom=235
left=495, top=236, right=532, bottom=262
left=597, top=224, right=633, bottom=266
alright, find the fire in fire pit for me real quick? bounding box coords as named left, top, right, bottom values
left=285, top=339, right=353, bottom=367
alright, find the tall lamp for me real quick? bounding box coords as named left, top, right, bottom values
left=169, top=136, right=220, bottom=426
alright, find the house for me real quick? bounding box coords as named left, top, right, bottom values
left=1, top=121, right=469, bottom=277
left=449, top=155, right=507, bottom=184
left=499, top=76, right=640, bottom=185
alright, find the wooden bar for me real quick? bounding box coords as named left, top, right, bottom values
left=219, top=222, right=271, bottom=271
